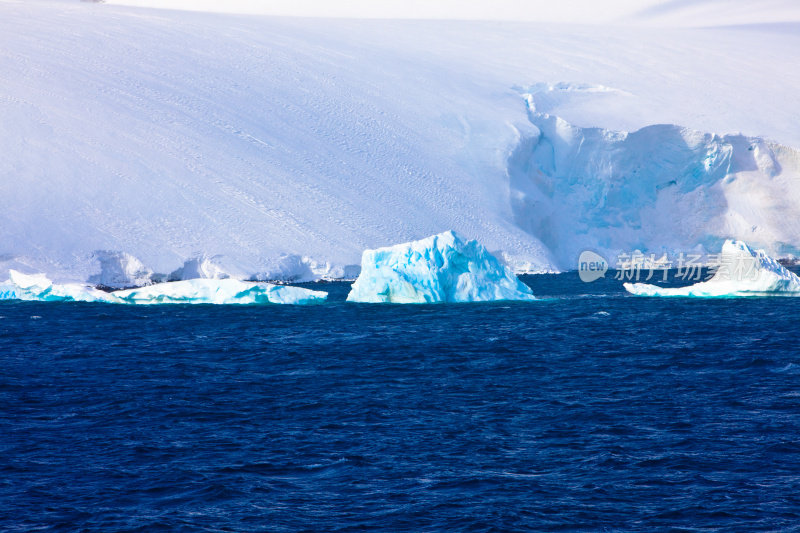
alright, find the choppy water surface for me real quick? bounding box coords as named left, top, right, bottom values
left=2, top=274, right=800, bottom=531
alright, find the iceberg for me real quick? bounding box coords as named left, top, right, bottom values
left=112, top=278, right=327, bottom=305
left=0, top=270, right=327, bottom=305
left=624, top=240, right=800, bottom=297
left=346, top=231, right=535, bottom=303
left=0, top=270, right=119, bottom=303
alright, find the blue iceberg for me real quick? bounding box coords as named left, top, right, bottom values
left=346, top=231, right=535, bottom=303
left=624, top=240, right=800, bottom=297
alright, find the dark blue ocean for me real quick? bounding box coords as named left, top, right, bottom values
left=3, top=273, right=800, bottom=531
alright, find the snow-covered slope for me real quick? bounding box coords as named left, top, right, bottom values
left=105, top=0, right=800, bottom=27
left=1, top=0, right=799, bottom=283
left=105, top=0, right=656, bottom=23
left=627, top=0, right=800, bottom=27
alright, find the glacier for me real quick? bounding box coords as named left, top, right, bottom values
left=88, top=251, right=156, bottom=289
left=2, top=1, right=800, bottom=282
left=346, top=231, right=535, bottom=303
left=0, top=271, right=327, bottom=305
left=624, top=240, right=800, bottom=297
left=508, top=84, right=800, bottom=268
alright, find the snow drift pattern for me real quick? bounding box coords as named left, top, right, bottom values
left=624, top=240, right=800, bottom=297
left=346, top=231, right=535, bottom=303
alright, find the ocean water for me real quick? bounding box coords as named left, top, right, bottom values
left=2, top=273, right=800, bottom=531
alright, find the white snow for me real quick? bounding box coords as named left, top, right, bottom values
left=112, top=278, right=328, bottom=305
left=104, top=0, right=800, bottom=27
left=624, top=240, right=800, bottom=297
left=252, top=255, right=360, bottom=283
left=346, top=231, right=535, bottom=303
left=2, top=1, right=800, bottom=282
left=167, top=254, right=236, bottom=282
left=88, top=250, right=155, bottom=288
left=105, top=0, right=653, bottom=23
left=626, top=0, right=800, bottom=27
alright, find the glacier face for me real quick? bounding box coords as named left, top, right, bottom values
left=508, top=84, right=800, bottom=269
left=346, top=231, right=535, bottom=303
left=88, top=251, right=155, bottom=289
left=624, top=240, right=800, bottom=297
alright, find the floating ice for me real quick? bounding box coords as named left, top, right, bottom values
left=346, top=231, right=535, bottom=303
left=0, top=270, right=119, bottom=303
left=624, top=240, right=800, bottom=297
left=0, top=270, right=327, bottom=305
left=112, top=278, right=327, bottom=305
